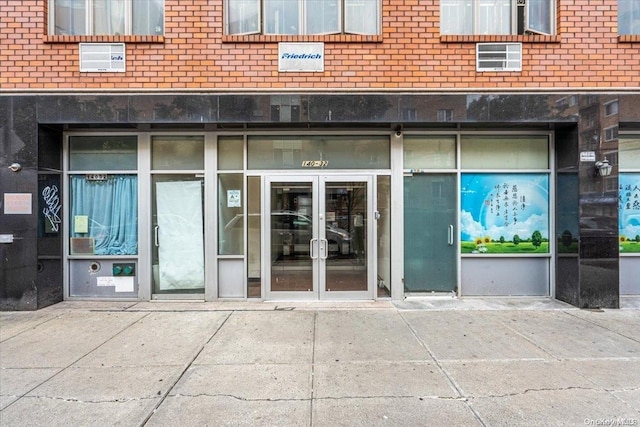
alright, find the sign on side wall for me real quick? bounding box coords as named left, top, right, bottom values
left=279, top=43, right=324, bottom=72
left=4, top=193, right=32, bottom=215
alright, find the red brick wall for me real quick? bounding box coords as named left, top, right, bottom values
left=1, top=0, right=639, bottom=91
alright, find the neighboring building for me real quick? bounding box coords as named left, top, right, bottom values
left=1, top=0, right=639, bottom=310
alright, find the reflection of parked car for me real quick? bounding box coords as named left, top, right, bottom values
left=271, top=211, right=351, bottom=256
left=222, top=211, right=352, bottom=257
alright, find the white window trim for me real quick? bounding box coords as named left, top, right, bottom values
left=49, top=0, right=163, bottom=36
left=441, top=0, right=555, bottom=36
left=225, top=0, right=381, bottom=36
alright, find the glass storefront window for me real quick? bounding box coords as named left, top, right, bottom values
left=461, top=135, right=549, bottom=169
left=404, top=135, right=456, bottom=170
left=248, top=136, right=390, bottom=170
left=620, top=135, right=640, bottom=169
left=152, top=136, right=204, bottom=170
left=460, top=173, right=550, bottom=254
left=218, top=174, right=244, bottom=255
left=69, top=174, right=138, bottom=255
left=218, top=136, right=244, bottom=170
left=69, top=136, right=137, bottom=171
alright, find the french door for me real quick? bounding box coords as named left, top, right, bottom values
left=265, top=175, right=374, bottom=300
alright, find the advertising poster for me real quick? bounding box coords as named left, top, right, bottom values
left=461, top=173, right=549, bottom=254
left=619, top=173, right=640, bottom=253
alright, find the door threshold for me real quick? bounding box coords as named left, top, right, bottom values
left=405, top=292, right=457, bottom=299
left=152, top=294, right=205, bottom=301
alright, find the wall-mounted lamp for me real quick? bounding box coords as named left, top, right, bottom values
left=8, top=163, right=22, bottom=172
left=593, top=158, right=613, bottom=177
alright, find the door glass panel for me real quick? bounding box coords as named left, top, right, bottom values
left=270, top=182, right=314, bottom=292
left=325, top=181, right=367, bottom=292
left=377, top=175, right=391, bottom=297
left=404, top=174, right=457, bottom=292
left=152, top=175, right=204, bottom=293
left=247, top=177, right=262, bottom=297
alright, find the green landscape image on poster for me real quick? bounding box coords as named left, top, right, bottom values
left=460, top=173, right=549, bottom=254
left=620, top=173, right=640, bottom=253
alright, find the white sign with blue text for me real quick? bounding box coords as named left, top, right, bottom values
left=278, top=43, right=324, bottom=72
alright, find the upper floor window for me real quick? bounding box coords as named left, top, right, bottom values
left=441, top=0, right=555, bottom=36
left=619, top=0, right=640, bottom=34
left=49, top=0, right=164, bottom=36
left=226, top=0, right=381, bottom=35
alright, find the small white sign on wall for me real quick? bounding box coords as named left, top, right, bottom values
left=279, top=43, right=324, bottom=72
left=580, top=151, right=596, bottom=162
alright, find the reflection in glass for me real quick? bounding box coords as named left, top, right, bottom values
left=218, top=174, right=244, bottom=255
left=377, top=176, right=391, bottom=297
left=325, top=182, right=368, bottom=292
left=248, top=135, right=389, bottom=170
left=69, top=136, right=137, bottom=171
left=218, top=136, right=244, bottom=170
left=461, top=135, right=549, bottom=169
left=404, top=135, right=456, bottom=170
left=247, top=177, right=262, bottom=297
left=152, top=136, right=204, bottom=170
left=270, top=182, right=314, bottom=292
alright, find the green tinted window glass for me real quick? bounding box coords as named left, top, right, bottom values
left=152, top=136, right=204, bottom=170
left=620, top=135, right=640, bottom=169
left=248, top=136, right=390, bottom=169
left=461, top=135, right=548, bottom=169
left=404, top=135, right=456, bottom=169
left=69, top=136, right=137, bottom=171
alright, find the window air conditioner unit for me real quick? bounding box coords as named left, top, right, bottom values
left=476, top=43, right=522, bottom=72
left=79, top=43, right=126, bottom=73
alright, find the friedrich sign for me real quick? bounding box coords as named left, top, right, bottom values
left=279, top=43, right=324, bottom=72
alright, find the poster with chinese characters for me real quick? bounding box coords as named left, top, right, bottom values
left=461, top=174, right=549, bottom=254
left=619, top=173, right=640, bottom=253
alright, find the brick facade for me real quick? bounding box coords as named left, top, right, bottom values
left=1, top=0, right=639, bottom=91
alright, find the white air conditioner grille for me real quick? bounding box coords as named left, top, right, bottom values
left=476, top=43, right=522, bottom=72
left=79, top=43, right=126, bottom=73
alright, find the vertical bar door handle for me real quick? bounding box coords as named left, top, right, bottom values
left=155, top=226, right=160, bottom=247
left=320, top=238, right=328, bottom=260
left=448, top=225, right=454, bottom=246
left=310, top=238, right=318, bottom=259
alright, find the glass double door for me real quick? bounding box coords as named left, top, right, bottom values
left=265, top=175, right=374, bottom=300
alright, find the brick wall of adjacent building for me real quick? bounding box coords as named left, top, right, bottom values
left=1, top=0, right=639, bottom=91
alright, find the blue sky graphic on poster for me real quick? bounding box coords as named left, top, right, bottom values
left=460, top=173, right=549, bottom=242
left=619, top=173, right=640, bottom=250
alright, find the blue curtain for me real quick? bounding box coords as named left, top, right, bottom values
left=71, top=175, right=138, bottom=255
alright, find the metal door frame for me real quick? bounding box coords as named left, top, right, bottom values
left=263, top=174, right=375, bottom=300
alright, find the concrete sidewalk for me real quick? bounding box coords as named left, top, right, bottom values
left=1, top=299, right=640, bottom=426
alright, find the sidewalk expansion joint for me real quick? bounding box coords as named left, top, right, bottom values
left=164, top=393, right=469, bottom=402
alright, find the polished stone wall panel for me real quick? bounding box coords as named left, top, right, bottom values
left=1, top=97, right=39, bottom=310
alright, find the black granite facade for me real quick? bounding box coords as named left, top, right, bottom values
left=1, top=92, right=636, bottom=310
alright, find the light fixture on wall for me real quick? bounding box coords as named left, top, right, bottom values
left=8, top=163, right=22, bottom=172
left=594, top=158, right=613, bottom=177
